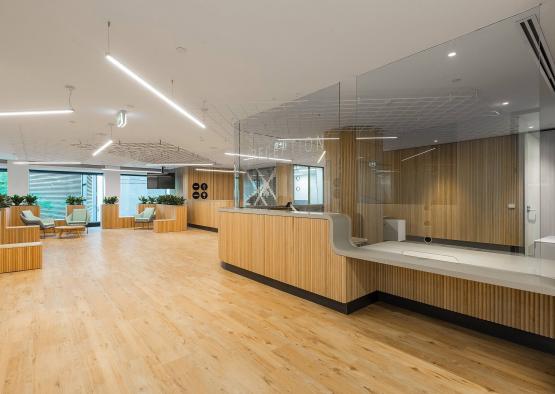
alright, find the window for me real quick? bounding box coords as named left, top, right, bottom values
left=0, top=169, right=7, bottom=195
left=293, top=165, right=323, bottom=205
left=120, top=175, right=174, bottom=216
left=29, top=171, right=104, bottom=222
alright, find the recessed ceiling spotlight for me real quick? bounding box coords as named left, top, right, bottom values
left=448, top=52, right=457, bottom=57
left=501, top=101, right=510, bottom=106
left=529, top=125, right=534, bottom=129
left=176, top=46, right=187, bottom=54
left=434, top=139, right=439, bottom=143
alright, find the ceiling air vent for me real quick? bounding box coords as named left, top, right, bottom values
left=518, top=14, right=555, bottom=93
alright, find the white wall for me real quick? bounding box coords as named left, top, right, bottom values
left=6, top=161, right=29, bottom=195
left=103, top=170, right=121, bottom=199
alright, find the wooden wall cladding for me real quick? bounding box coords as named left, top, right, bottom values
left=275, top=164, right=293, bottom=205
left=101, top=205, right=133, bottom=229
left=187, top=200, right=234, bottom=229
left=153, top=205, right=187, bottom=233
left=187, top=168, right=234, bottom=200
left=7, top=205, right=40, bottom=227
left=137, top=204, right=157, bottom=213
left=382, top=134, right=523, bottom=246
left=0, top=243, right=42, bottom=273
left=346, top=258, right=554, bottom=338
left=219, top=211, right=348, bottom=302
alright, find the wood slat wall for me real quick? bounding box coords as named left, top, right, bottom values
left=0, top=208, right=40, bottom=244
left=219, top=211, right=348, bottom=301
left=187, top=168, right=234, bottom=200
left=382, top=135, right=523, bottom=246
left=187, top=200, right=234, bottom=229
left=346, top=258, right=554, bottom=338
left=0, top=243, right=42, bottom=273
left=276, top=164, right=293, bottom=205
left=153, top=205, right=187, bottom=233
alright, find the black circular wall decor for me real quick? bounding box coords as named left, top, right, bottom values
left=200, top=191, right=208, bottom=199
left=192, top=191, right=200, bottom=199
left=192, top=183, right=200, bottom=190
left=200, top=183, right=208, bottom=190
left=424, top=236, right=432, bottom=244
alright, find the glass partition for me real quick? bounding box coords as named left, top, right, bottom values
left=29, top=170, right=103, bottom=222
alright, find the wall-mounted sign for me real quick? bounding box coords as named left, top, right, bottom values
left=200, top=183, right=208, bottom=190
left=192, top=191, right=200, bottom=199
left=192, top=183, right=200, bottom=190
left=201, top=191, right=208, bottom=199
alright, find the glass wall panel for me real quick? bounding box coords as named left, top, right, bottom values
left=0, top=169, right=7, bottom=195
left=29, top=170, right=103, bottom=221
left=293, top=165, right=309, bottom=204
left=120, top=175, right=174, bottom=216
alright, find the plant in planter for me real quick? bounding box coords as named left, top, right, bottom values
left=103, top=196, right=119, bottom=204
left=157, top=194, right=185, bottom=205
left=10, top=194, right=26, bottom=206
left=146, top=196, right=158, bottom=204
left=23, top=194, right=38, bottom=205
left=66, top=195, right=85, bottom=205
left=138, top=196, right=149, bottom=204
left=0, top=194, right=12, bottom=208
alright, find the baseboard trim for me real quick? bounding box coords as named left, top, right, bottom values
left=188, top=223, right=218, bottom=232
left=221, top=262, right=374, bottom=314
left=221, top=261, right=554, bottom=354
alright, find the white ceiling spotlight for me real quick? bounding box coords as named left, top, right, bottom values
left=501, top=101, right=510, bottom=106
left=0, top=85, right=75, bottom=117
left=116, top=110, right=127, bottom=128
left=92, top=139, right=113, bottom=157
left=448, top=52, right=457, bottom=57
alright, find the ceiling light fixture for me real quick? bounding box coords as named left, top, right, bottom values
left=448, top=52, right=457, bottom=57
left=102, top=168, right=161, bottom=174
left=501, top=101, right=510, bottom=106
left=317, top=151, right=326, bottom=164
left=277, top=137, right=339, bottom=141
left=92, top=139, right=113, bottom=156
left=196, top=168, right=246, bottom=174
left=224, top=152, right=292, bottom=162
left=356, top=136, right=398, bottom=140
left=105, top=54, right=206, bottom=129
left=401, top=148, right=436, bottom=162
left=0, top=109, right=74, bottom=117
left=528, top=125, right=534, bottom=129
left=145, top=163, right=214, bottom=167
left=13, top=161, right=82, bottom=165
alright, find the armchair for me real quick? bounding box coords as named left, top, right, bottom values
left=20, top=210, right=55, bottom=238
left=65, top=208, right=90, bottom=233
left=134, top=207, right=155, bottom=229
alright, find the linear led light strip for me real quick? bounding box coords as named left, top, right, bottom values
left=103, top=168, right=161, bottom=174
left=92, top=140, right=113, bottom=157
left=317, top=151, right=326, bottom=164
left=224, top=152, right=292, bottom=162
left=0, top=109, right=74, bottom=117
left=13, top=161, right=82, bottom=165
left=277, top=136, right=398, bottom=141
left=105, top=54, right=206, bottom=129
left=401, top=148, right=436, bottom=162
left=356, top=136, right=398, bottom=140
left=196, top=168, right=245, bottom=174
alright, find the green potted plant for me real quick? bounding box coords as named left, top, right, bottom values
left=0, top=194, right=12, bottom=208
left=103, top=196, right=119, bottom=204
left=147, top=196, right=157, bottom=204
left=138, top=196, right=149, bottom=204
left=156, top=194, right=185, bottom=205
left=10, top=194, right=26, bottom=206
left=66, top=195, right=85, bottom=205
left=23, top=194, right=38, bottom=205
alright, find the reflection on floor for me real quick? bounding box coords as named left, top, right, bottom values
left=0, top=229, right=553, bottom=392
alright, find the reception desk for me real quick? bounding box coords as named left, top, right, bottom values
left=219, top=208, right=555, bottom=352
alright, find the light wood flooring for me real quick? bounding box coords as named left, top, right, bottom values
left=0, top=228, right=553, bottom=393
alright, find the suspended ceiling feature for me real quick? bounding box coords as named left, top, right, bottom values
left=71, top=141, right=213, bottom=166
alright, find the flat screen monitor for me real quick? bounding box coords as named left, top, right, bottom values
left=147, top=173, right=175, bottom=189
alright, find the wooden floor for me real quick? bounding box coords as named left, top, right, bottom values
left=0, top=229, right=553, bottom=393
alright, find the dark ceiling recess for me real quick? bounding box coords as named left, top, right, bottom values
left=519, top=15, right=555, bottom=93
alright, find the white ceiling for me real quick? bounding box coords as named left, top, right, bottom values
left=0, top=0, right=551, bottom=167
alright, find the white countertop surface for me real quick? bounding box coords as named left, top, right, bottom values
left=220, top=208, right=555, bottom=296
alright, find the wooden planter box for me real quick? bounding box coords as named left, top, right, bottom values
left=101, top=204, right=133, bottom=229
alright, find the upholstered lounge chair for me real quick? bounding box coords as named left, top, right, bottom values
left=20, top=210, right=55, bottom=238
left=65, top=208, right=90, bottom=233
left=134, top=207, right=155, bottom=229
